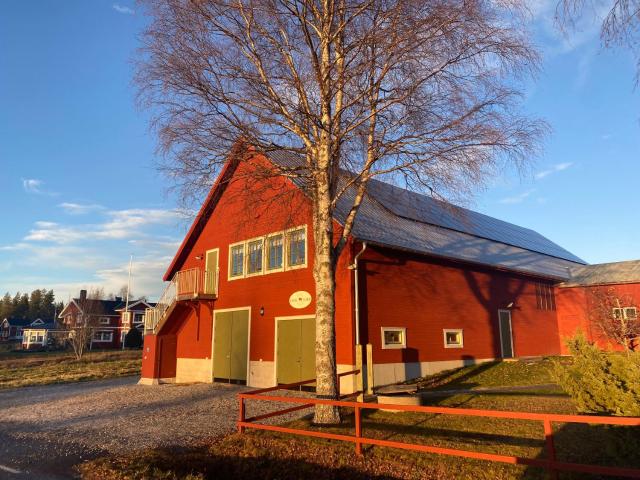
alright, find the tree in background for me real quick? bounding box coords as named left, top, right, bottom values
left=67, top=288, right=105, bottom=360
left=124, top=327, right=143, bottom=349
left=557, top=0, right=640, bottom=81
left=138, top=0, right=544, bottom=423
left=587, top=287, right=639, bottom=351
left=0, top=289, right=62, bottom=321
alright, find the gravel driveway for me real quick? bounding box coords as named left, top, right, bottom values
left=0, top=377, right=298, bottom=479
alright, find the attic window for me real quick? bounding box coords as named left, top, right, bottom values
left=535, top=283, right=556, bottom=311
left=247, top=239, right=263, bottom=275
left=229, top=243, right=245, bottom=278
left=287, top=228, right=306, bottom=268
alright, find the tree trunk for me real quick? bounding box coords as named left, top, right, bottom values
left=312, top=158, right=341, bottom=425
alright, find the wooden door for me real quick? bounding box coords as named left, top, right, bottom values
left=213, top=309, right=249, bottom=382
left=276, top=317, right=315, bottom=385
left=498, top=310, right=514, bottom=358
left=204, top=249, right=218, bottom=295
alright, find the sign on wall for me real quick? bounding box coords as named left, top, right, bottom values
left=289, top=291, right=312, bottom=309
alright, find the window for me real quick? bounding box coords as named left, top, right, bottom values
left=613, top=307, right=637, bottom=320
left=266, top=234, right=284, bottom=271
left=99, top=317, right=110, bottom=325
left=36, top=333, right=44, bottom=343
left=93, top=331, right=113, bottom=342
left=229, top=243, right=245, bottom=278
left=443, top=329, right=464, bottom=348
left=247, top=239, right=264, bottom=275
left=30, top=335, right=36, bottom=342
left=133, top=313, right=144, bottom=324
left=535, top=283, right=556, bottom=311
left=76, top=314, right=83, bottom=325
left=381, top=327, right=406, bottom=349
left=287, top=228, right=306, bottom=267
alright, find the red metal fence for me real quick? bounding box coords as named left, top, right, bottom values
left=238, top=372, right=640, bottom=479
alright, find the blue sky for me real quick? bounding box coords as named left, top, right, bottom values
left=0, top=1, right=638, bottom=303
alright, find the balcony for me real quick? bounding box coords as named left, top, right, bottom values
left=144, top=267, right=218, bottom=334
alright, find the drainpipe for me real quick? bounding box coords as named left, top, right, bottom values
left=348, top=242, right=367, bottom=346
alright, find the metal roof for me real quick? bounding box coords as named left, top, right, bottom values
left=561, top=260, right=640, bottom=287
left=269, top=149, right=585, bottom=280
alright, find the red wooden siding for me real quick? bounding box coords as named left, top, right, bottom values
left=359, top=246, right=561, bottom=364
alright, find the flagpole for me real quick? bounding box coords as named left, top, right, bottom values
left=123, top=254, right=133, bottom=350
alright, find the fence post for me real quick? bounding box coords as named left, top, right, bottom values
left=238, top=396, right=245, bottom=434
left=543, top=419, right=558, bottom=480
left=355, top=404, right=362, bottom=455
left=366, top=343, right=374, bottom=394
left=355, top=344, right=363, bottom=402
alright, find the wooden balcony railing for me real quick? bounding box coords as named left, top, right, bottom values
left=144, top=267, right=218, bottom=334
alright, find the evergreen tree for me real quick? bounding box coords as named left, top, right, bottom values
left=0, top=293, right=13, bottom=319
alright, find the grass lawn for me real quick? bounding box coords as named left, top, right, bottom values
left=0, top=349, right=141, bottom=389
left=78, top=358, right=640, bottom=480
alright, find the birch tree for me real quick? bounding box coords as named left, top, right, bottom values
left=137, top=0, right=545, bottom=423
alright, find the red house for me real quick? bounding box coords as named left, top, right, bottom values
left=140, top=147, right=596, bottom=390
left=59, top=290, right=153, bottom=349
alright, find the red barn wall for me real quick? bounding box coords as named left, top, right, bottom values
left=359, top=246, right=561, bottom=385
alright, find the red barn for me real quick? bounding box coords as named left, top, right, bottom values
left=140, top=147, right=591, bottom=390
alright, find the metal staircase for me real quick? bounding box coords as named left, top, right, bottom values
left=144, top=267, right=218, bottom=334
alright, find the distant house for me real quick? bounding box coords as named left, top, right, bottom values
left=58, top=289, right=153, bottom=349
left=116, top=299, right=156, bottom=341
left=21, top=322, right=63, bottom=350
left=1, top=318, right=47, bottom=343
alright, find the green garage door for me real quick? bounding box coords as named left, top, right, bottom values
left=276, top=317, right=315, bottom=385
left=213, top=309, right=249, bottom=382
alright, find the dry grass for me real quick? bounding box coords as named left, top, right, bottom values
left=0, top=350, right=141, bottom=389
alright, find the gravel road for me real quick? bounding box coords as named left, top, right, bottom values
left=0, top=377, right=302, bottom=479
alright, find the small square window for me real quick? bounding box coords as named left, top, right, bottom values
left=625, top=307, right=637, bottom=319
left=99, top=317, right=110, bottom=325
left=381, top=327, right=406, bottom=349
left=443, top=329, right=464, bottom=348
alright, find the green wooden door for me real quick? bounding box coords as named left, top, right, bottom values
left=276, top=317, right=315, bottom=385
left=204, top=249, right=218, bottom=295
left=230, top=310, right=249, bottom=380
left=213, top=310, right=248, bottom=382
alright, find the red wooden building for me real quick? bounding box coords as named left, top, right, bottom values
left=139, top=147, right=634, bottom=390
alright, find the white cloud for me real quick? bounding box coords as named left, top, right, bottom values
left=499, top=189, right=536, bottom=204
left=59, top=202, right=105, bottom=215
left=112, top=4, right=135, bottom=15
left=535, top=162, right=574, bottom=180
left=24, top=208, right=183, bottom=244
left=22, top=178, right=59, bottom=196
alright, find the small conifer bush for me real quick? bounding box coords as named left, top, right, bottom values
left=124, top=327, right=143, bottom=349
left=553, top=333, right=640, bottom=416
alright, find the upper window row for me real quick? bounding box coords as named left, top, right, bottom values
left=228, top=226, right=307, bottom=280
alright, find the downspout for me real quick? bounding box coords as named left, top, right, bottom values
left=349, top=242, right=367, bottom=345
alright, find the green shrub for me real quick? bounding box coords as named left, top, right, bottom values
left=552, top=333, right=640, bottom=416
left=124, top=328, right=143, bottom=349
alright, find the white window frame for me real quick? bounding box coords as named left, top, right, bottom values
left=228, top=241, right=246, bottom=281
left=285, top=225, right=308, bottom=270
left=99, top=317, right=110, bottom=325
left=93, top=331, right=113, bottom=342
left=133, top=313, right=144, bottom=324
left=613, top=306, right=637, bottom=320
left=245, top=236, right=265, bottom=277
left=381, top=327, right=406, bottom=350
left=265, top=232, right=285, bottom=272
left=443, top=329, right=464, bottom=348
